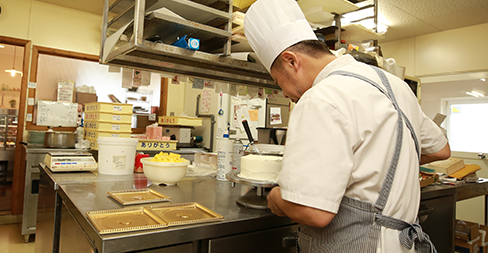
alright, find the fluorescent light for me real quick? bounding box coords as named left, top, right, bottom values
left=466, top=91, right=484, bottom=97
left=0, top=45, right=4, bottom=48
left=341, top=9, right=390, bottom=35
left=481, top=78, right=486, bottom=82
left=471, top=90, right=485, bottom=97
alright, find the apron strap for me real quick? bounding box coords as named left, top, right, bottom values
left=328, top=69, right=420, bottom=211
left=371, top=67, right=421, bottom=160
left=375, top=214, right=437, bottom=253
left=328, top=68, right=435, bottom=252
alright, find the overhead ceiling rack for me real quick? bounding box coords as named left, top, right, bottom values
left=100, top=0, right=276, bottom=88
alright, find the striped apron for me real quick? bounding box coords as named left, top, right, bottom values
left=296, top=67, right=436, bottom=253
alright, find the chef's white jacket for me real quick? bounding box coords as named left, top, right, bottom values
left=278, top=55, right=447, bottom=252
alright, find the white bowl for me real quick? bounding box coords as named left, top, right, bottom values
left=140, top=157, right=191, bottom=185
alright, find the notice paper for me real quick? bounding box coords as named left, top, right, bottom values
left=235, top=105, right=251, bottom=131
left=200, top=89, right=212, bottom=113
left=270, top=107, right=282, bottom=125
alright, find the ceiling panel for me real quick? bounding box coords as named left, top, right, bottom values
left=379, top=0, right=488, bottom=41
left=378, top=2, right=440, bottom=42
left=34, top=0, right=488, bottom=43
left=35, top=0, right=116, bottom=15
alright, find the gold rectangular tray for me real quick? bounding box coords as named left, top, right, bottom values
left=108, top=189, right=172, bottom=205
left=86, top=207, right=168, bottom=234
left=148, top=202, right=224, bottom=226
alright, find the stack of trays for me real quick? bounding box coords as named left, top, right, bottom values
left=84, top=102, right=133, bottom=150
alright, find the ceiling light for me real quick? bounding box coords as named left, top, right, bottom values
left=341, top=9, right=390, bottom=35
left=471, top=90, right=485, bottom=97
left=466, top=91, right=484, bottom=97
left=481, top=78, right=486, bottom=82
left=0, top=45, right=4, bottom=48
left=4, top=46, right=22, bottom=77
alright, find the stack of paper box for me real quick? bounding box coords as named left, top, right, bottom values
left=83, top=102, right=133, bottom=150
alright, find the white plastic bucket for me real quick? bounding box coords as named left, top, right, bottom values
left=97, top=137, right=138, bottom=175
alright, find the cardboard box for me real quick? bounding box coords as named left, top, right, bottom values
left=136, top=115, right=156, bottom=128
left=76, top=92, right=98, bottom=104
left=420, top=174, right=439, bottom=188
left=456, top=220, right=480, bottom=241
left=456, top=237, right=480, bottom=253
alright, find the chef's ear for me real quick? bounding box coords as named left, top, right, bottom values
left=281, top=51, right=299, bottom=71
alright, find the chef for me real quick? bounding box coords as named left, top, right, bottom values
left=244, top=0, right=450, bottom=252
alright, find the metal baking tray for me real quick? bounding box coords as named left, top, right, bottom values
left=86, top=207, right=168, bottom=234
left=148, top=202, right=224, bottom=226
left=108, top=189, right=172, bottom=205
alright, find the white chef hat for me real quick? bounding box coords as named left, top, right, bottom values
left=244, top=0, right=318, bottom=72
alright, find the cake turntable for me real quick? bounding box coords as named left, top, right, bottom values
left=226, top=171, right=278, bottom=210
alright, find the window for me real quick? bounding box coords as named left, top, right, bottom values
left=442, top=97, right=488, bottom=153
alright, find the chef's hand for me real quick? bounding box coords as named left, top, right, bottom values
left=267, top=186, right=287, bottom=217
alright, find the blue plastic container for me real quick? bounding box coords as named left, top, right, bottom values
left=171, top=35, right=200, bottom=50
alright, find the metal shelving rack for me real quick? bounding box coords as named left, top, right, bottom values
left=100, top=0, right=275, bottom=88
left=310, top=0, right=383, bottom=53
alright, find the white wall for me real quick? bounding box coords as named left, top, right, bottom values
left=381, top=23, right=488, bottom=225
left=0, top=0, right=102, bottom=55
left=0, top=0, right=31, bottom=40
left=380, top=23, right=488, bottom=78
left=421, top=79, right=488, bottom=119
left=184, top=82, right=221, bottom=152
left=36, top=54, right=160, bottom=106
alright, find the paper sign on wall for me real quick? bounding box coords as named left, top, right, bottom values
left=122, top=68, right=132, bottom=88
left=28, top=98, right=35, bottom=106
left=133, top=69, right=142, bottom=87
left=192, top=78, right=204, bottom=89
left=204, top=80, right=215, bottom=88
left=36, top=100, right=78, bottom=127
left=200, top=89, right=212, bottom=113
left=270, top=107, right=282, bottom=125
left=28, top=82, right=37, bottom=89
left=248, top=109, right=259, bottom=121
left=141, top=71, right=151, bottom=86
left=26, top=113, right=32, bottom=122
left=235, top=105, right=251, bottom=131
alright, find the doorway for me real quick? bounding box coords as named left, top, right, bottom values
left=0, top=36, right=30, bottom=215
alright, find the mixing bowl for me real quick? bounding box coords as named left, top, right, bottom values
left=140, top=158, right=190, bottom=185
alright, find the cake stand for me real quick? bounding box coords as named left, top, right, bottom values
left=226, top=171, right=278, bottom=210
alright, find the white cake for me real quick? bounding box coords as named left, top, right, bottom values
left=239, top=155, right=283, bottom=182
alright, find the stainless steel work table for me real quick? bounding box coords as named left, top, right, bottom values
left=38, top=162, right=488, bottom=253
left=37, top=164, right=297, bottom=253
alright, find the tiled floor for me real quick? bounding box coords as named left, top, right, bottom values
left=0, top=223, right=35, bottom=253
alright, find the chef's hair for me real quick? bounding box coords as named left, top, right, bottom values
left=271, top=40, right=332, bottom=70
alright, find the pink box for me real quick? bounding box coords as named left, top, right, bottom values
left=146, top=125, right=162, bottom=140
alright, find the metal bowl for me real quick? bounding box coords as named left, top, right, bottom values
left=44, top=131, right=77, bottom=148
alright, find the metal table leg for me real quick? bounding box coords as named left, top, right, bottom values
left=53, top=192, right=62, bottom=253
left=485, top=194, right=487, bottom=226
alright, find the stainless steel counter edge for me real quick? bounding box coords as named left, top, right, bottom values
left=42, top=165, right=295, bottom=252
left=59, top=189, right=294, bottom=253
